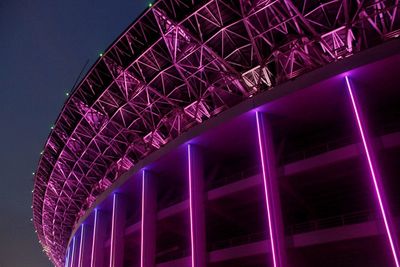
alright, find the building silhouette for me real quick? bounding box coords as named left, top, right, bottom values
left=33, top=1, right=400, bottom=266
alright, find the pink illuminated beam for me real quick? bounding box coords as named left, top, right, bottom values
left=345, top=76, right=400, bottom=267
left=140, top=169, right=156, bottom=267
left=78, top=225, right=85, bottom=267
left=90, top=210, right=98, bottom=267
left=70, top=237, right=76, bottom=267
left=90, top=209, right=106, bottom=267
left=187, top=144, right=206, bottom=267
left=188, top=144, right=196, bottom=267
left=65, top=245, right=71, bottom=267
left=140, top=170, right=145, bottom=267
left=255, top=112, right=279, bottom=267
left=110, top=194, right=118, bottom=267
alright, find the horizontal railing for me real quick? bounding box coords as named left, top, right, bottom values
left=158, top=193, right=187, bottom=211
left=284, top=118, right=400, bottom=164
left=282, top=135, right=355, bottom=164
left=208, top=210, right=375, bottom=251
left=207, top=165, right=260, bottom=190
left=210, top=231, right=267, bottom=251
left=156, top=247, right=189, bottom=263
left=288, top=210, right=375, bottom=235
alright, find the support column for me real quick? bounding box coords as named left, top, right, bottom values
left=78, top=224, right=92, bottom=267
left=109, top=193, right=126, bottom=267
left=91, top=209, right=107, bottom=267
left=65, top=244, right=72, bottom=267
left=70, top=236, right=79, bottom=267
left=141, top=170, right=157, bottom=267
left=255, top=111, right=286, bottom=267
left=345, top=76, right=400, bottom=267
left=187, top=144, right=207, bottom=267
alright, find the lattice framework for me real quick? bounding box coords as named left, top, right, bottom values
left=32, top=0, right=400, bottom=265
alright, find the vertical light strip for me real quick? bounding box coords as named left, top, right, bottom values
left=188, top=144, right=196, bottom=267
left=91, top=210, right=98, bottom=267
left=110, top=193, right=118, bottom=267
left=345, top=76, right=399, bottom=267
left=70, top=237, right=76, bottom=267
left=256, top=112, right=279, bottom=267
left=78, top=225, right=85, bottom=267
left=65, top=245, right=70, bottom=267
left=140, top=170, right=146, bottom=267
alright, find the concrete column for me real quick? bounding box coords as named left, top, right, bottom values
left=187, top=144, right=207, bottom=267
left=109, top=193, right=126, bottom=267
left=255, top=111, right=287, bottom=267
left=91, top=209, right=107, bottom=267
left=78, top=224, right=92, bottom=267
left=345, top=76, right=400, bottom=267
left=141, top=170, right=157, bottom=267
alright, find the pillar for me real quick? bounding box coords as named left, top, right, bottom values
left=345, top=76, right=400, bottom=267
left=109, top=193, right=126, bottom=267
left=187, top=144, right=207, bottom=267
left=65, top=243, right=71, bottom=267
left=70, top=236, right=79, bottom=267
left=255, top=111, right=287, bottom=267
left=91, top=209, right=107, bottom=267
left=78, top=224, right=91, bottom=267
left=141, top=170, right=157, bottom=267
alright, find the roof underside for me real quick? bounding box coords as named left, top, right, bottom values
left=32, top=0, right=400, bottom=265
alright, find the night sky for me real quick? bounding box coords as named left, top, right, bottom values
left=0, top=1, right=148, bottom=266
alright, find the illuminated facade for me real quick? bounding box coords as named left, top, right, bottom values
left=32, top=1, right=400, bottom=266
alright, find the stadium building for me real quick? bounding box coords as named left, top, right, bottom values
left=32, top=1, right=400, bottom=266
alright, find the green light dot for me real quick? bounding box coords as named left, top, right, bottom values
left=99, top=53, right=103, bottom=57
left=149, top=3, right=152, bottom=7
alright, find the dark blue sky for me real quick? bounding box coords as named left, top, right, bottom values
left=0, top=0, right=147, bottom=265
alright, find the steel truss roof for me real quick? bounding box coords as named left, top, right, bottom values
left=32, top=0, right=400, bottom=265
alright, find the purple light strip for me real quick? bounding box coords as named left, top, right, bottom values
left=255, top=112, right=279, bottom=267
left=140, top=170, right=145, bottom=267
left=90, top=209, right=98, bottom=267
left=110, top=193, right=118, bottom=267
left=188, top=144, right=196, bottom=267
left=70, top=237, right=76, bottom=267
left=65, top=245, right=70, bottom=267
left=78, top=225, right=85, bottom=267
left=345, top=76, right=399, bottom=267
